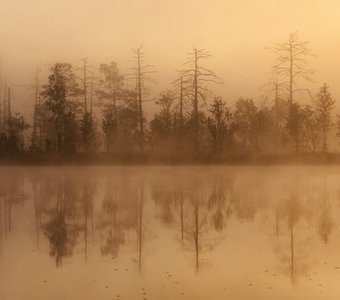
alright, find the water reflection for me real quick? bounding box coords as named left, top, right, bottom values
left=42, top=179, right=82, bottom=267
left=0, top=173, right=26, bottom=236
left=317, top=186, right=334, bottom=244
left=1, top=166, right=340, bottom=297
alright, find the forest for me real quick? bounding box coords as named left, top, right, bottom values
left=0, top=32, right=339, bottom=164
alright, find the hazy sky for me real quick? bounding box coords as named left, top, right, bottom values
left=1, top=0, right=340, bottom=115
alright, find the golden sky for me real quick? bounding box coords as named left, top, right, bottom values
left=1, top=0, right=340, bottom=112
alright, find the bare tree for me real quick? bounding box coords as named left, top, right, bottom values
left=263, top=77, right=288, bottom=136
left=129, top=45, right=156, bottom=152
left=78, top=58, right=97, bottom=153
left=172, top=73, right=188, bottom=138
left=181, top=48, right=221, bottom=151
left=272, top=32, right=314, bottom=105
left=81, top=58, right=89, bottom=114
left=31, top=67, right=41, bottom=151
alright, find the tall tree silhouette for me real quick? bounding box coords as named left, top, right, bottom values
left=78, top=58, right=96, bottom=153
left=97, top=62, right=124, bottom=120
left=272, top=33, right=314, bottom=150
left=272, top=32, right=314, bottom=105
left=41, top=63, right=79, bottom=153
left=31, top=67, right=42, bottom=152
left=129, top=46, right=156, bottom=152
left=172, top=71, right=191, bottom=152
left=181, top=48, right=221, bottom=152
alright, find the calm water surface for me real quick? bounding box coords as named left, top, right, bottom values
left=0, top=166, right=340, bottom=300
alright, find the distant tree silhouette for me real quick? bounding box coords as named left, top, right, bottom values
left=286, top=102, right=304, bottom=152
left=313, top=83, right=334, bottom=152
left=233, top=98, right=258, bottom=150
left=255, top=105, right=277, bottom=152
left=102, top=106, right=117, bottom=153
left=79, top=111, right=97, bottom=153
left=303, top=106, right=318, bottom=151
left=41, top=63, right=79, bottom=153
left=336, top=115, right=340, bottom=144
left=0, top=114, right=28, bottom=154
left=0, top=35, right=339, bottom=161
left=97, top=62, right=124, bottom=118
left=205, top=97, right=232, bottom=155
left=150, top=91, right=176, bottom=155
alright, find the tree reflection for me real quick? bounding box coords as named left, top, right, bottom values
left=273, top=192, right=311, bottom=284
left=42, top=179, right=81, bottom=267
left=0, top=167, right=339, bottom=282
left=80, top=179, right=95, bottom=260
left=31, top=177, right=44, bottom=249
left=175, top=191, right=187, bottom=243
left=208, top=177, right=233, bottom=232
left=317, top=187, right=334, bottom=244
left=186, top=184, right=226, bottom=272
left=151, top=174, right=234, bottom=272
left=98, top=182, right=125, bottom=259
left=97, top=177, right=145, bottom=271
left=136, top=185, right=144, bottom=271
left=0, top=173, right=27, bottom=238
left=151, top=179, right=189, bottom=244
left=152, top=183, right=176, bottom=225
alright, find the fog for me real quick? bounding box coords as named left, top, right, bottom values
left=1, top=3, right=340, bottom=298
left=1, top=0, right=340, bottom=114
left=0, top=0, right=340, bottom=159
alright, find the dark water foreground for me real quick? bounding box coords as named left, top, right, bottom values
left=0, top=166, right=340, bottom=300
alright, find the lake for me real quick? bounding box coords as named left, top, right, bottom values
left=0, top=166, right=340, bottom=300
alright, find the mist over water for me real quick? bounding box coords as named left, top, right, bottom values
left=1, top=166, right=340, bottom=300
left=2, top=1, right=340, bottom=299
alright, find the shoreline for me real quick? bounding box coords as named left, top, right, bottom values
left=1, top=152, right=340, bottom=166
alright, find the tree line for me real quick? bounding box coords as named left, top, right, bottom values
left=0, top=32, right=339, bottom=162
